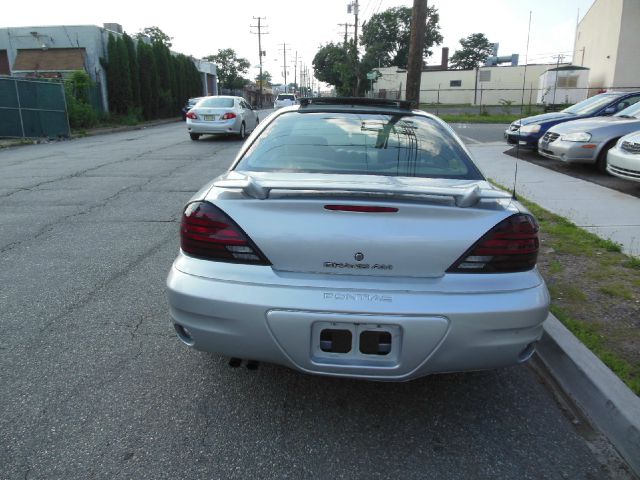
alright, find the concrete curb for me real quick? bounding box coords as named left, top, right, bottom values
left=535, top=313, right=640, bottom=475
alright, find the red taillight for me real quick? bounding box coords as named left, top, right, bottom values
left=180, top=202, right=270, bottom=265
left=447, top=213, right=539, bottom=273
left=324, top=205, right=398, bottom=213
left=186, top=111, right=198, bottom=119
left=221, top=112, right=237, bottom=120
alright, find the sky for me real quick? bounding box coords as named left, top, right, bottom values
left=3, top=0, right=595, bottom=86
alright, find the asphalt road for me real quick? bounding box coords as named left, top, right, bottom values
left=0, top=120, right=633, bottom=480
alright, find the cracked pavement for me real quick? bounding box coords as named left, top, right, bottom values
left=0, top=122, right=634, bottom=480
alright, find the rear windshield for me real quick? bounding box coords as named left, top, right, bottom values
left=277, top=94, right=295, bottom=101
left=235, top=112, right=482, bottom=179
left=562, top=94, right=620, bottom=115
left=197, top=97, right=234, bottom=108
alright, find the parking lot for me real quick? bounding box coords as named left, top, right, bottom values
left=0, top=121, right=633, bottom=479
left=449, top=123, right=640, bottom=199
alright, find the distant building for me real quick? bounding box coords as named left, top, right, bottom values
left=0, top=24, right=218, bottom=112
left=372, top=63, right=568, bottom=105
left=573, top=0, right=640, bottom=91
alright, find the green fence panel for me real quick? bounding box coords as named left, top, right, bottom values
left=0, top=78, right=69, bottom=138
left=0, top=108, right=23, bottom=137
left=20, top=110, right=69, bottom=138
left=0, top=78, right=19, bottom=108
left=17, top=81, right=66, bottom=110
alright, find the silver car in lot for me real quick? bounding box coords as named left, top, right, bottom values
left=167, top=98, right=549, bottom=381
left=538, top=97, right=640, bottom=172
left=186, top=96, right=259, bottom=140
left=607, top=130, right=640, bottom=182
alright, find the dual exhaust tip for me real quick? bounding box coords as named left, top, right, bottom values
left=174, top=323, right=259, bottom=370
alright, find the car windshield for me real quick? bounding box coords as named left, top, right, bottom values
left=277, top=94, right=295, bottom=101
left=235, top=112, right=482, bottom=180
left=197, top=97, right=234, bottom=108
left=615, top=101, right=640, bottom=118
left=562, top=94, right=621, bottom=115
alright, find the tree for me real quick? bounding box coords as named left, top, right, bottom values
left=123, top=33, right=140, bottom=107
left=313, top=42, right=356, bottom=96
left=360, top=6, right=443, bottom=69
left=255, top=71, right=272, bottom=85
left=136, top=26, right=173, bottom=47
left=205, top=49, right=250, bottom=90
left=449, top=33, right=493, bottom=70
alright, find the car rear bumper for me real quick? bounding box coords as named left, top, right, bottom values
left=166, top=259, right=550, bottom=381
left=607, top=147, right=640, bottom=182
left=537, top=138, right=599, bottom=164
left=187, top=118, right=239, bottom=134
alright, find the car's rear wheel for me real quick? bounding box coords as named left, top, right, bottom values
left=238, top=122, right=246, bottom=140
left=596, top=139, right=617, bottom=174
left=189, top=133, right=200, bottom=141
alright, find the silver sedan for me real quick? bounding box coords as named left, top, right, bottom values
left=186, top=96, right=259, bottom=140
left=167, top=98, right=549, bottom=381
left=538, top=99, right=640, bottom=172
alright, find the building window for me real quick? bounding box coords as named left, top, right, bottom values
left=479, top=70, right=491, bottom=82
left=450, top=80, right=462, bottom=87
left=557, top=75, right=578, bottom=88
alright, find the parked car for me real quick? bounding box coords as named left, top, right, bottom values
left=181, top=97, right=202, bottom=121
left=186, top=96, right=259, bottom=140
left=273, top=93, right=297, bottom=109
left=167, top=97, right=549, bottom=381
left=505, top=91, right=640, bottom=149
left=607, top=130, right=640, bottom=182
left=538, top=99, right=640, bottom=171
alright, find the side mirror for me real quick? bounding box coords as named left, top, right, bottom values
left=603, top=107, right=616, bottom=115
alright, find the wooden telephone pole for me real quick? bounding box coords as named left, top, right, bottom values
left=406, top=0, right=427, bottom=108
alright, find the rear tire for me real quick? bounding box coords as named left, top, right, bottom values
left=596, top=140, right=616, bottom=174
left=238, top=122, right=246, bottom=140
left=189, top=133, right=200, bottom=141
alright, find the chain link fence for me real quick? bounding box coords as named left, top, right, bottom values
left=0, top=77, right=70, bottom=138
left=371, top=86, right=640, bottom=115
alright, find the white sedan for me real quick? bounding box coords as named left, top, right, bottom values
left=607, top=130, right=640, bottom=182
left=186, top=96, right=259, bottom=140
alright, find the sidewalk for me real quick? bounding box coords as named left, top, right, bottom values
left=469, top=143, right=640, bottom=257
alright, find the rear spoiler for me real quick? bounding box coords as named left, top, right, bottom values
left=214, top=174, right=511, bottom=208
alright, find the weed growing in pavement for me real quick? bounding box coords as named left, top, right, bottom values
left=551, top=306, right=640, bottom=395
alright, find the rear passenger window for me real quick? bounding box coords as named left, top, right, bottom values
left=236, top=112, right=482, bottom=180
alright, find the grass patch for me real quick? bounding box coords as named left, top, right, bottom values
left=624, top=257, right=640, bottom=270
left=551, top=306, right=640, bottom=395
left=548, top=260, right=563, bottom=274
left=599, top=284, right=634, bottom=300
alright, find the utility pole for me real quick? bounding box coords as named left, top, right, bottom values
left=551, top=53, right=565, bottom=107
left=406, top=0, right=428, bottom=107
left=347, top=1, right=360, bottom=95
left=338, top=23, right=353, bottom=46
left=279, top=43, right=291, bottom=92
left=250, top=17, right=268, bottom=108
left=293, top=51, right=298, bottom=92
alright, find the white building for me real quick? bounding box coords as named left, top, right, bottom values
left=0, top=24, right=217, bottom=112
left=573, top=0, right=640, bottom=91
left=373, top=63, right=567, bottom=105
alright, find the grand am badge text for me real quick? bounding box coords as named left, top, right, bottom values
left=323, top=293, right=393, bottom=302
